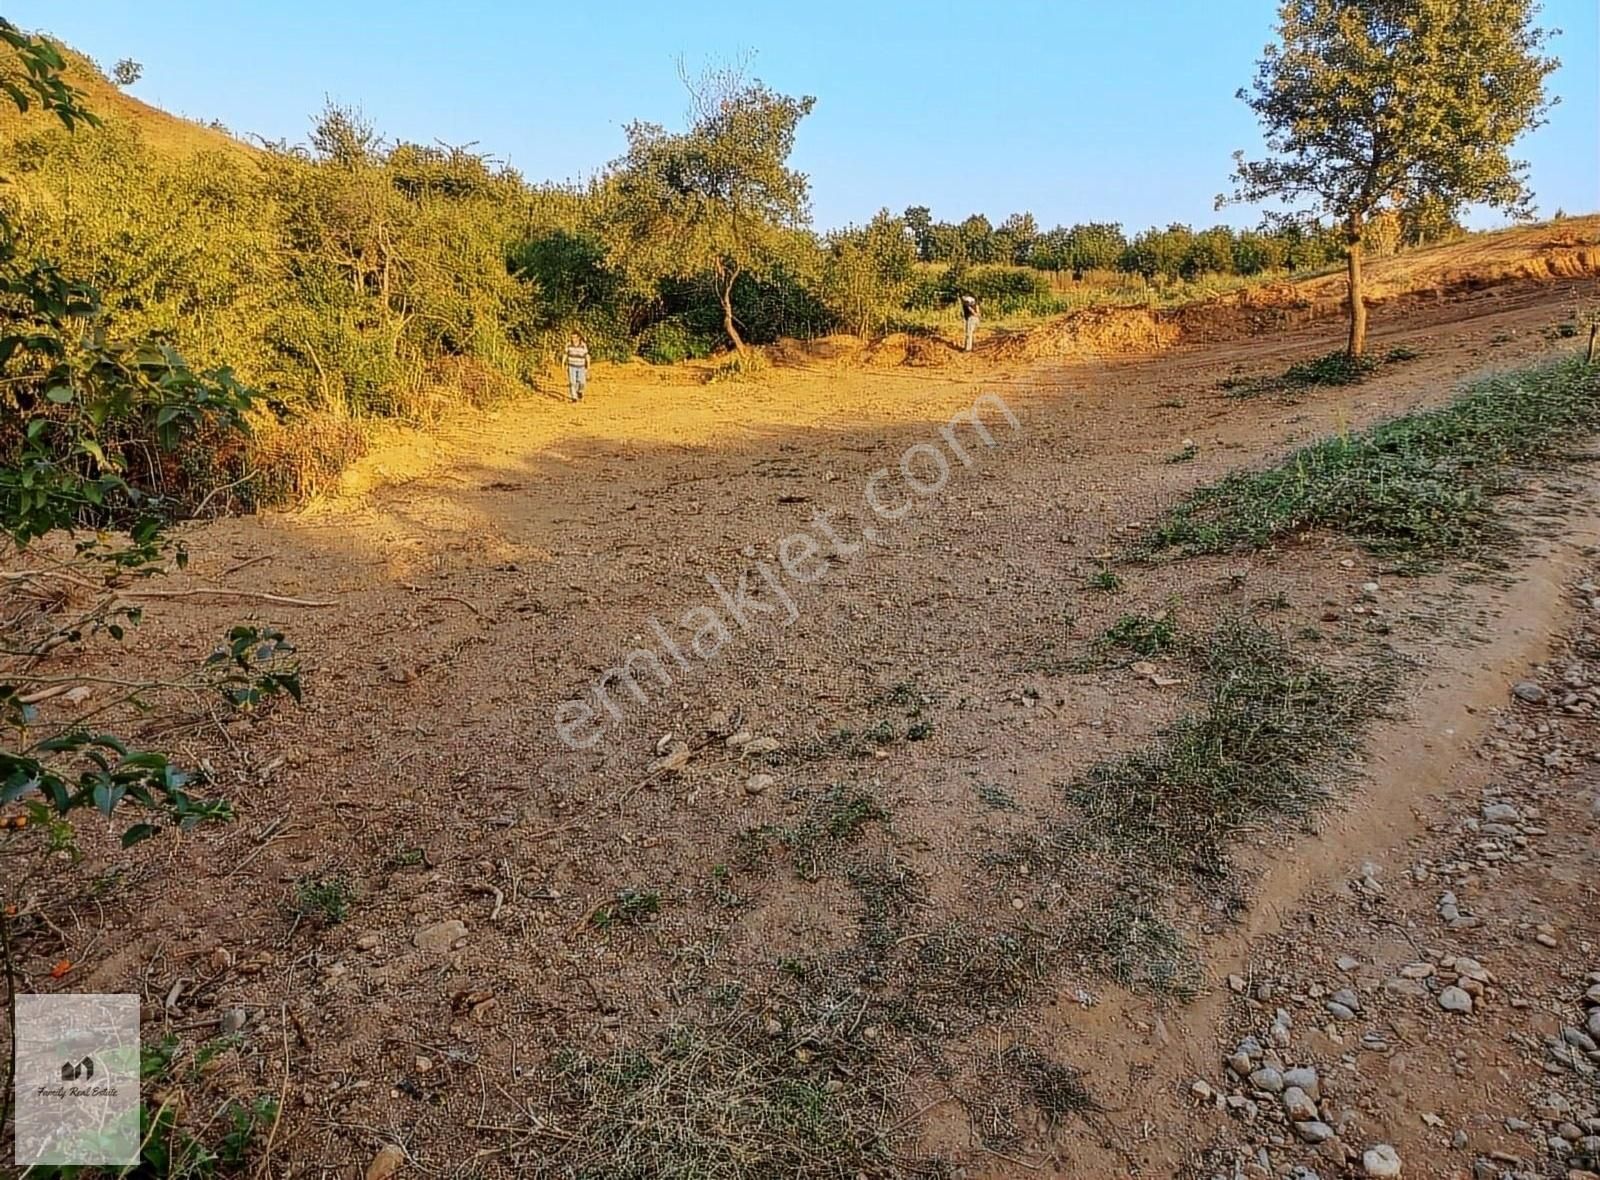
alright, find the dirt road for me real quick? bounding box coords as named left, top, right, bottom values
left=29, top=273, right=1600, bottom=1178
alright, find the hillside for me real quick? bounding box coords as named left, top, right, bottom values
left=0, top=40, right=255, bottom=161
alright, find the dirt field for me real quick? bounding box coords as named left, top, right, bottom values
left=9, top=231, right=1600, bottom=1179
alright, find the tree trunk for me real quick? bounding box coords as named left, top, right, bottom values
left=716, top=262, right=745, bottom=355
left=1345, top=226, right=1368, bottom=358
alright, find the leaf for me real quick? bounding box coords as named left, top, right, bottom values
left=120, top=822, right=159, bottom=847
left=44, top=385, right=73, bottom=404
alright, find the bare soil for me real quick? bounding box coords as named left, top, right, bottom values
left=8, top=236, right=1600, bottom=1180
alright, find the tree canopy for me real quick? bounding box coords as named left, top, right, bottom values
left=603, top=67, right=815, bottom=353
left=1227, top=0, right=1557, bottom=354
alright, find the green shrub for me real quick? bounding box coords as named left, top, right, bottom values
left=941, top=263, right=1058, bottom=315
left=638, top=319, right=715, bottom=365
left=1282, top=350, right=1379, bottom=386
left=820, top=211, right=916, bottom=337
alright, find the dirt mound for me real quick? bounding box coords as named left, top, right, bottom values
left=865, top=332, right=958, bottom=368
left=763, top=334, right=867, bottom=368
left=989, top=306, right=1181, bottom=361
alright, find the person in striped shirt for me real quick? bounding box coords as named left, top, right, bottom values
left=565, top=332, right=590, bottom=402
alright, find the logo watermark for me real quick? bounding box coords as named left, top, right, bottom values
left=554, top=391, right=1021, bottom=749
left=14, top=993, right=140, bottom=1166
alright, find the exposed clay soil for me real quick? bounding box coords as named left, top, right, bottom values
left=6, top=241, right=1600, bottom=1180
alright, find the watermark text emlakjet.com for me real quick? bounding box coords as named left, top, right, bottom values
left=554, top=391, right=1020, bottom=749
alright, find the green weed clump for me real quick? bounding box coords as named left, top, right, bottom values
left=1282, top=349, right=1380, bottom=386
left=736, top=784, right=888, bottom=880
left=637, top=320, right=715, bottom=365
left=997, top=617, right=1387, bottom=998
left=1062, top=619, right=1380, bottom=878
left=1103, top=611, right=1178, bottom=656
left=1001, top=1046, right=1098, bottom=1122
left=292, top=872, right=354, bottom=926
left=1221, top=344, right=1418, bottom=398
left=593, top=888, right=662, bottom=929
left=1073, top=896, right=1202, bottom=997
left=1149, top=357, right=1600, bottom=557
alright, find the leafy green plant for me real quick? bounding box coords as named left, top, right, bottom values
left=126, top=1035, right=276, bottom=1178
left=1282, top=349, right=1379, bottom=386
left=637, top=319, right=714, bottom=365
left=1222, top=345, right=1419, bottom=399
left=207, top=626, right=302, bottom=710
left=1103, top=611, right=1178, bottom=656
left=1086, top=567, right=1122, bottom=593
left=592, top=887, right=662, bottom=929
left=0, top=21, right=98, bottom=128
left=0, top=40, right=305, bottom=1157
left=292, top=872, right=354, bottom=926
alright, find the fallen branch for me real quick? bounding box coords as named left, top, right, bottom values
left=219, top=555, right=272, bottom=579
left=428, top=594, right=487, bottom=618
left=119, top=588, right=336, bottom=607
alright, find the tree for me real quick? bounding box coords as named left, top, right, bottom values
left=1399, top=192, right=1464, bottom=247
left=1064, top=222, right=1127, bottom=279
left=1227, top=0, right=1557, bottom=356
left=111, top=57, right=143, bottom=87
left=1183, top=225, right=1238, bottom=278
left=821, top=210, right=916, bottom=338
left=1233, top=230, right=1287, bottom=275
left=903, top=205, right=935, bottom=261
left=1031, top=226, right=1071, bottom=273
left=604, top=66, right=815, bottom=355
left=995, top=211, right=1039, bottom=266
left=1123, top=224, right=1195, bottom=282
left=956, top=214, right=995, bottom=263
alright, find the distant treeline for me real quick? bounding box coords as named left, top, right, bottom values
left=898, top=202, right=1462, bottom=280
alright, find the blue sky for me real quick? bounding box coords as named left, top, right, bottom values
left=12, top=1, right=1598, bottom=232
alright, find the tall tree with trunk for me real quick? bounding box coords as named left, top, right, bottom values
left=604, top=65, right=814, bottom=355
left=1225, top=0, right=1557, bottom=357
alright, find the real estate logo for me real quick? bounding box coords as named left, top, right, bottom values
left=59, top=1056, right=97, bottom=1082
left=14, top=994, right=139, bottom=1166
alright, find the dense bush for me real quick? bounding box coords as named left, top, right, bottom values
left=820, top=211, right=917, bottom=336
left=932, top=264, right=1057, bottom=315
left=638, top=320, right=715, bottom=365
